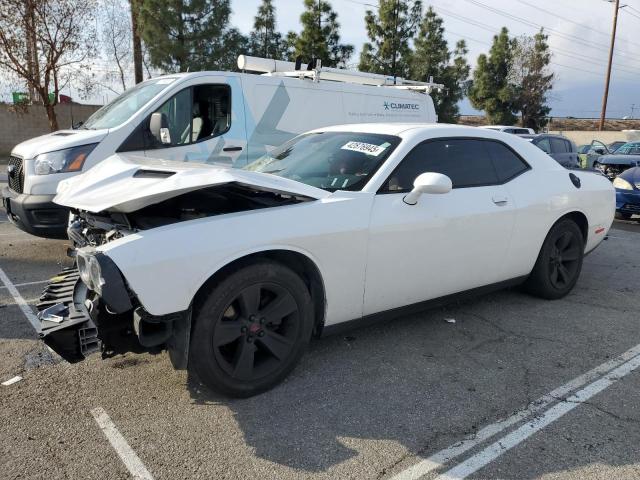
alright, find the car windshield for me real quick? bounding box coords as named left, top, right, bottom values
left=614, top=143, right=640, bottom=155
left=82, top=78, right=176, bottom=130
left=243, top=131, right=400, bottom=192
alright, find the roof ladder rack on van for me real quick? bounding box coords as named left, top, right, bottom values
left=237, top=55, right=446, bottom=94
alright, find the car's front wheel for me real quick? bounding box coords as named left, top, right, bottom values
left=189, top=260, right=314, bottom=397
left=524, top=219, right=585, bottom=300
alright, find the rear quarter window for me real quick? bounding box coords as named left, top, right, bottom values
left=483, top=141, right=530, bottom=182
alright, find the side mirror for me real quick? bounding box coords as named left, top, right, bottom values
left=403, top=172, right=452, bottom=205
left=149, top=112, right=171, bottom=145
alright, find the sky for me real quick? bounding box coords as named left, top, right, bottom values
left=231, top=0, right=640, bottom=118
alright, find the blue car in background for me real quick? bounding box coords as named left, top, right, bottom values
left=614, top=167, right=640, bottom=220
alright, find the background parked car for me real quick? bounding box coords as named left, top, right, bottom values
left=608, top=141, right=627, bottom=153
left=613, top=166, right=640, bottom=220
left=593, top=141, right=640, bottom=179
left=518, top=133, right=580, bottom=168
left=480, top=125, right=535, bottom=134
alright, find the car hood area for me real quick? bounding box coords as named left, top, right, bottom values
left=11, top=129, right=109, bottom=160
left=599, top=154, right=640, bottom=165
left=54, top=154, right=330, bottom=213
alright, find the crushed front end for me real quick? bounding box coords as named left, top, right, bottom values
left=36, top=217, right=191, bottom=367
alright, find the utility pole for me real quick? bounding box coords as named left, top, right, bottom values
left=599, top=0, right=621, bottom=131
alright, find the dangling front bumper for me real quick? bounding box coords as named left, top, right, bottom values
left=36, top=267, right=192, bottom=369
left=36, top=268, right=101, bottom=362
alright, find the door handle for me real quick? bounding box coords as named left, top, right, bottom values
left=492, top=196, right=508, bottom=206
left=222, top=146, right=243, bottom=152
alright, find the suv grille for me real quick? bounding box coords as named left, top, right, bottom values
left=7, top=156, right=24, bottom=193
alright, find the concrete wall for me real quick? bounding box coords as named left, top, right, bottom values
left=0, top=103, right=101, bottom=155
left=549, top=130, right=639, bottom=146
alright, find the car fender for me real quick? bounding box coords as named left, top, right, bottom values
left=189, top=243, right=327, bottom=313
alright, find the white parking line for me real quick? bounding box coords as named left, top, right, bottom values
left=436, top=353, right=640, bottom=480
left=91, top=407, right=155, bottom=480
left=390, top=342, right=640, bottom=480
left=0, top=279, right=48, bottom=290
left=0, top=266, right=41, bottom=331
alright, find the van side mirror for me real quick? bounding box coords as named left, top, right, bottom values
left=150, top=112, right=171, bottom=145
left=403, top=172, right=452, bottom=205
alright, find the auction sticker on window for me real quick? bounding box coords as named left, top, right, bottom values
left=341, top=141, right=389, bottom=156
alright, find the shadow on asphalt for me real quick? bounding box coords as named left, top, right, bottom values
left=183, top=225, right=640, bottom=474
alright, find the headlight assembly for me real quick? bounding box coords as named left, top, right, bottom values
left=77, top=249, right=104, bottom=294
left=34, top=143, right=97, bottom=175
left=613, top=177, right=634, bottom=190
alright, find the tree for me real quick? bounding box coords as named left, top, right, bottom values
left=248, top=0, right=285, bottom=59
left=410, top=7, right=470, bottom=122
left=130, top=0, right=144, bottom=83
left=139, top=0, right=246, bottom=72
left=0, top=0, right=98, bottom=131
left=293, top=0, right=353, bottom=68
left=468, top=27, right=517, bottom=125
left=103, top=0, right=132, bottom=91
left=511, top=29, right=553, bottom=131
left=359, top=0, right=422, bottom=79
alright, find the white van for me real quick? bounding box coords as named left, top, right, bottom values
left=2, top=55, right=439, bottom=239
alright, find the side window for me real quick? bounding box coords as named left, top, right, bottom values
left=147, top=84, right=231, bottom=150
left=192, top=84, right=231, bottom=142
left=550, top=138, right=568, bottom=153
left=536, top=138, right=552, bottom=154
left=504, top=129, right=514, bottom=134
left=484, top=141, right=530, bottom=182
left=156, top=88, right=192, bottom=147
left=380, top=139, right=499, bottom=192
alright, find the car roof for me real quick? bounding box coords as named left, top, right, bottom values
left=518, top=133, right=568, bottom=140
left=314, top=123, right=509, bottom=137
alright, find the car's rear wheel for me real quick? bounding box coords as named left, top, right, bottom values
left=189, top=260, right=313, bottom=397
left=524, top=219, right=584, bottom=300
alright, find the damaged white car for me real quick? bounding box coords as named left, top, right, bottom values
left=37, top=124, right=615, bottom=397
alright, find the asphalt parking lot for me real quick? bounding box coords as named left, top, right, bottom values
left=1, top=178, right=640, bottom=479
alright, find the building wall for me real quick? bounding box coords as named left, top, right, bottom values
left=0, top=103, right=101, bottom=155
left=549, top=130, right=640, bottom=146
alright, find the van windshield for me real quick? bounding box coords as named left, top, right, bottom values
left=243, top=131, right=400, bottom=192
left=82, top=78, right=176, bottom=130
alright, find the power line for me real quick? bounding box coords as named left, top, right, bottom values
left=337, top=0, right=640, bottom=79
left=515, top=0, right=639, bottom=46
left=431, top=5, right=640, bottom=79
left=460, top=0, right=640, bottom=62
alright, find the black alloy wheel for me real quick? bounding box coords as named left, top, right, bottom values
left=213, top=283, right=300, bottom=381
left=547, top=230, right=582, bottom=290
left=190, top=260, right=313, bottom=397
left=524, top=219, right=585, bottom=299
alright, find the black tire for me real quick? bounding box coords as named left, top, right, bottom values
left=189, top=260, right=314, bottom=397
left=615, top=211, right=632, bottom=220
left=524, top=219, right=585, bottom=300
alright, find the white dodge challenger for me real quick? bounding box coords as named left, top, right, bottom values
left=37, top=124, right=614, bottom=397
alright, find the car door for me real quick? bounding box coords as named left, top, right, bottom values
left=144, top=77, right=247, bottom=166
left=363, top=138, right=519, bottom=316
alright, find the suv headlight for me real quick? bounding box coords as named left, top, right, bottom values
left=34, top=143, right=97, bottom=175
left=77, top=248, right=104, bottom=294
left=613, top=177, right=634, bottom=190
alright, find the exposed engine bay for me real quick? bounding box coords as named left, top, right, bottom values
left=67, top=182, right=312, bottom=247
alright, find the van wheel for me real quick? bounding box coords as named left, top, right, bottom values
left=615, top=211, right=632, bottom=220
left=524, top=219, right=584, bottom=300
left=189, top=260, right=313, bottom=397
